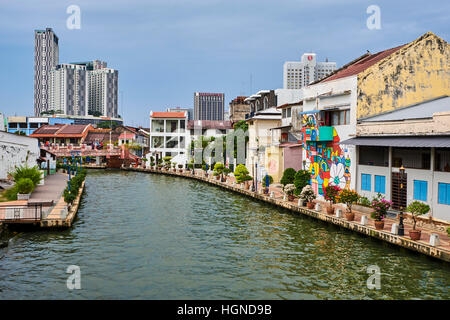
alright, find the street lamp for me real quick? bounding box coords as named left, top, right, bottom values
left=398, top=165, right=405, bottom=236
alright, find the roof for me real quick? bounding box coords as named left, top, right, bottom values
left=276, top=101, right=303, bottom=109
left=30, top=124, right=92, bottom=138
left=361, top=96, right=450, bottom=122
left=316, top=45, right=405, bottom=83
left=85, top=131, right=119, bottom=144
left=187, top=120, right=233, bottom=130
left=119, top=132, right=136, bottom=140
left=151, top=112, right=186, bottom=119
left=340, top=136, right=450, bottom=148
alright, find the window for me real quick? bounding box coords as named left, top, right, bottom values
left=413, top=180, right=428, bottom=201
left=359, top=146, right=389, bottom=166
left=282, top=109, right=287, bottom=118
left=374, top=175, right=386, bottom=194
left=361, top=174, right=371, bottom=191
left=287, top=108, right=291, bottom=117
left=151, top=120, right=164, bottom=133
left=438, top=183, right=450, bottom=205
left=151, top=136, right=163, bottom=148
left=165, top=136, right=178, bottom=149
left=166, top=120, right=178, bottom=133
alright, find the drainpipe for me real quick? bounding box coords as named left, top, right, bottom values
left=388, top=146, right=392, bottom=202
left=430, top=147, right=435, bottom=218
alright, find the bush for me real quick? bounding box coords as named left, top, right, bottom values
left=324, top=185, right=341, bottom=207
left=358, top=196, right=371, bottom=207
left=294, top=170, right=310, bottom=195
left=4, top=185, right=19, bottom=201
left=213, top=162, right=225, bottom=175
left=263, top=175, right=274, bottom=187
left=280, top=168, right=296, bottom=186
left=234, top=164, right=250, bottom=184
left=371, top=198, right=391, bottom=221
left=223, top=168, right=231, bottom=176
left=10, top=165, right=42, bottom=186
left=406, top=201, right=430, bottom=230
left=284, top=184, right=296, bottom=196
left=339, top=189, right=360, bottom=214
left=16, top=178, right=34, bottom=194
left=300, top=185, right=315, bottom=203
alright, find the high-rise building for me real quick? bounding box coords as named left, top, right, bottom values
left=48, top=64, right=88, bottom=116
left=72, top=60, right=119, bottom=118
left=194, top=92, right=224, bottom=121
left=34, top=28, right=59, bottom=116
left=283, top=53, right=336, bottom=89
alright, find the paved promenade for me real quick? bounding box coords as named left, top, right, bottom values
left=30, top=173, right=68, bottom=203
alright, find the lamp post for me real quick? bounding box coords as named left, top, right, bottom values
left=398, top=165, right=405, bottom=236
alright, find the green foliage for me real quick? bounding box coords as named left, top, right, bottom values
left=234, top=164, right=250, bottom=184
left=284, top=184, right=296, bottom=196
left=213, top=162, right=225, bottom=175
left=263, top=175, right=274, bottom=187
left=63, top=169, right=87, bottom=204
left=339, top=189, right=360, bottom=214
left=202, top=165, right=207, bottom=171
left=4, top=185, right=19, bottom=201
left=280, top=168, right=296, bottom=186
left=294, top=170, right=310, bottom=195
left=16, top=178, right=34, bottom=194
left=88, top=110, right=102, bottom=117
left=10, top=165, right=42, bottom=186
left=358, top=196, right=371, bottom=207
left=188, top=163, right=194, bottom=169
left=223, top=168, right=231, bottom=176
left=447, top=227, right=450, bottom=236
left=406, top=200, right=430, bottom=230
left=233, top=120, right=248, bottom=132
left=300, top=185, right=316, bottom=203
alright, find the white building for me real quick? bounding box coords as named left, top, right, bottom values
left=87, top=66, right=119, bottom=118
left=0, top=131, right=40, bottom=180
left=0, top=113, right=5, bottom=132
left=149, top=111, right=188, bottom=163
left=283, top=53, right=336, bottom=89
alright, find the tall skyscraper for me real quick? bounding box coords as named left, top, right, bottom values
left=283, top=53, right=336, bottom=89
left=48, top=64, right=88, bottom=116
left=87, top=65, right=119, bottom=118
left=194, top=92, right=224, bottom=121
left=34, top=28, right=59, bottom=116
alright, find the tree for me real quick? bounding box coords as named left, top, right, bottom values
left=294, top=170, right=310, bottom=195
left=406, top=201, right=430, bottom=230
left=233, top=164, right=250, bottom=184
left=89, top=110, right=102, bottom=117
left=280, top=168, right=296, bottom=186
left=233, top=120, right=248, bottom=132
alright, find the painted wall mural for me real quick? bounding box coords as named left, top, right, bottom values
left=301, top=113, right=351, bottom=195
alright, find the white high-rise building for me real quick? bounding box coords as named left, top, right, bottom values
left=283, top=53, right=336, bottom=89
left=48, top=64, right=88, bottom=116
left=34, top=28, right=59, bottom=116
left=87, top=65, right=119, bottom=118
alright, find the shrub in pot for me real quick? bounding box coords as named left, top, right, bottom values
left=16, top=178, right=35, bottom=200
left=284, top=184, right=296, bottom=201
left=294, top=170, right=310, bottom=196
left=234, top=164, right=250, bottom=184
left=213, top=162, right=225, bottom=181
left=406, top=201, right=430, bottom=241
left=324, top=185, right=340, bottom=214
left=178, top=164, right=183, bottom=172
left=242, top=175, right=253, bottom=189
left=371, top=198, right=391, bottom=230
left=222, top=168, right=231, bottom=182
left=300, top=185, right=315, bottom=209
left=339, top=189, right=359, bottom=221
left=280, top=168, right=296, bottom=187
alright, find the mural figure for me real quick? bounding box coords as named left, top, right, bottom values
left=301, top=113, right=351, bottom=195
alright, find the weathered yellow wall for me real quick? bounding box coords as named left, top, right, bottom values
left=264, top=145, right=283, bottom=183
left=357, top=32, right=449, bottom=119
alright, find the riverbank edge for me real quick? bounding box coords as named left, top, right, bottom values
left=39, top=180, right=85, bottom=228
left=122, top=167, right=450, bottom=264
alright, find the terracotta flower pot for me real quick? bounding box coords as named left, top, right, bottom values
left=374, top=220, right=384, bottom=230
left=307, top=202, right=315, bottom=209
left=326, top=207, right=334, bottom=215
left=215, top=175, right=220, bottom=180
left=409, top=230, right=421, bottom=241
left=288, top=195, right=295, bottom=202
left=345, top=212, right=354, bottom=221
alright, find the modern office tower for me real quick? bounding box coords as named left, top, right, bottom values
left=194, top=92, right=225, bottom=121
left=34, top=28, right=59, bottom=116
left=283, top=53, right=336, bottom=89
left=48, top=64, right=88, bottom=116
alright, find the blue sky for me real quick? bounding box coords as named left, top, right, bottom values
left=0, top=0, right=448, bottom=127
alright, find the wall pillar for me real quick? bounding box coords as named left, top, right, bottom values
left=430, top=147, right=435, bottom=217
left=388, top=146, right=392, bottom=201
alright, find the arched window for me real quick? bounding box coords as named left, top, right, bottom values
left=263, top=96, right=269, bottom=110
left=256, top=100, right=261, bottom=111
left=250, top=102, right=255, bottom=113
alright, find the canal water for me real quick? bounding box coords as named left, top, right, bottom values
left=0, top=170, right=449, bottom=299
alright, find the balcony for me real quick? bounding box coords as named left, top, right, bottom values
left=302, top=126, right=333, bottom=142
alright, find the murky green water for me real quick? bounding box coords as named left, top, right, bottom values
left=0, top=170, right=449, bottom=299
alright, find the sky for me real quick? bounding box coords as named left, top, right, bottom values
left=0, top=0, right=448, bottom=127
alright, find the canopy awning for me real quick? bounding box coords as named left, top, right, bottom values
left=340, top=136, right=450, bottom=148
left=299, top=110, right=320, bottom=115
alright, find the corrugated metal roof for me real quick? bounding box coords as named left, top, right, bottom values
left=361, top=96, right=450, bottom=122
left=341, top=136, right=450, bottom=148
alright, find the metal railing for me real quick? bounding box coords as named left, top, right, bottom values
left=0, top=204, right=43, bottom=223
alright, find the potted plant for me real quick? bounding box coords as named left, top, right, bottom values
left=178, top=164, right=183, bottom=172
left=222, top=168, right=231, bottom=182
left=280, top=168, right=296, bottom=187
left=188, top=163, right=194, bottom=175
left=234, top=164, right=250, bottom=187
left=300, top=185, right=315, bottom=209
left=324, top=185, right=340, bottom=215
left=213, top=162, right=225, bottom=181
left=339, top=189, right=359, bottom=221
left=371, top=198, right=391, bottom=230
left=406, top=201, right=430, bottom=240
left=263, top=175, right=273, bottom=194
left=284, top=184, right=296, bottom=201
left=202, top=165, right=208, bottom=177
left=213, top=171, right=220, bottom=180
left=242, top=175, right=253, bottom=189
left=16, top=178, right=35, bottom=200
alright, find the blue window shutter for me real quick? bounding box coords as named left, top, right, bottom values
left=374, top=175, right=385, bottom=194
left=447, top=184, right=450, bottom=205
left=438, top=183, right=446, bottom=204
left=414, top=180, right=420, bottom=200
left=414, top=180, right=427, bottom=201
left=421, top=181, right=427, bottom=202
left=361, top=174, right=371, bottom=191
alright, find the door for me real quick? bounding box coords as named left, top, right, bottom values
left=391, top=172, right=407, bottom=210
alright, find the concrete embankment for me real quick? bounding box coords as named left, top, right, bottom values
left=122, top=166, right=450, bottom=264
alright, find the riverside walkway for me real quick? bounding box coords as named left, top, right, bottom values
left=122, top=166, right=450, bottom=263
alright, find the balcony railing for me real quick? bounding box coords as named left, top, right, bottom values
left=0, top=204, right=43, bottom=223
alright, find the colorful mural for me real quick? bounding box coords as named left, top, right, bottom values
left=301, top=113, right=351, bottom=195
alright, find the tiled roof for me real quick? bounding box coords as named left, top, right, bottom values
left=119, top=132, right=136, bottom=140
left=317, top=45, right=405, bottom=83
left=30, top=124, right=92, bottom=137
left=151, top=112, right=186, bottom=118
